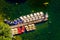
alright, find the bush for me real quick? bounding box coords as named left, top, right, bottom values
left=0, top=22, right=12, bottom=40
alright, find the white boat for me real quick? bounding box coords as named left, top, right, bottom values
left=20, top=16, right=27, bottom=23
left=30, top=14, right=36, bottom=21
left=36, top=12, right=40, bottom=16
left=20, top=16, right=24, bottom=20
left=31, top=24, right=36, bottom=30
left=40, top=12, right=44, bottom=16
left=34, top=13, right=39, bottom=20
left=23, top=16, right=27, bottom=19
left=44, top=12, right=48, bottom=21
left=26, top=15, right=32, bottom=22
left=25, top=25, right=30, bottom=31
left=11, top=28, right=18, bottom=35
left=36, top=12, right=42, bottom=20
left=28, top=24, right=33, bottom=30
left=38, top=16, right=42, bottom=20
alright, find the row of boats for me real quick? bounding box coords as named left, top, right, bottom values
left=4, top=12, right=48, bottom=26
left=4, top=11, right=48, bottom=35
left=11, top=24, right=36, bottom=35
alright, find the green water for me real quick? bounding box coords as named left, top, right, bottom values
left=0, top=0, right=60, bottom=40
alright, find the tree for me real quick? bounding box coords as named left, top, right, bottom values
left=0, top=22, right=12, bottom=40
